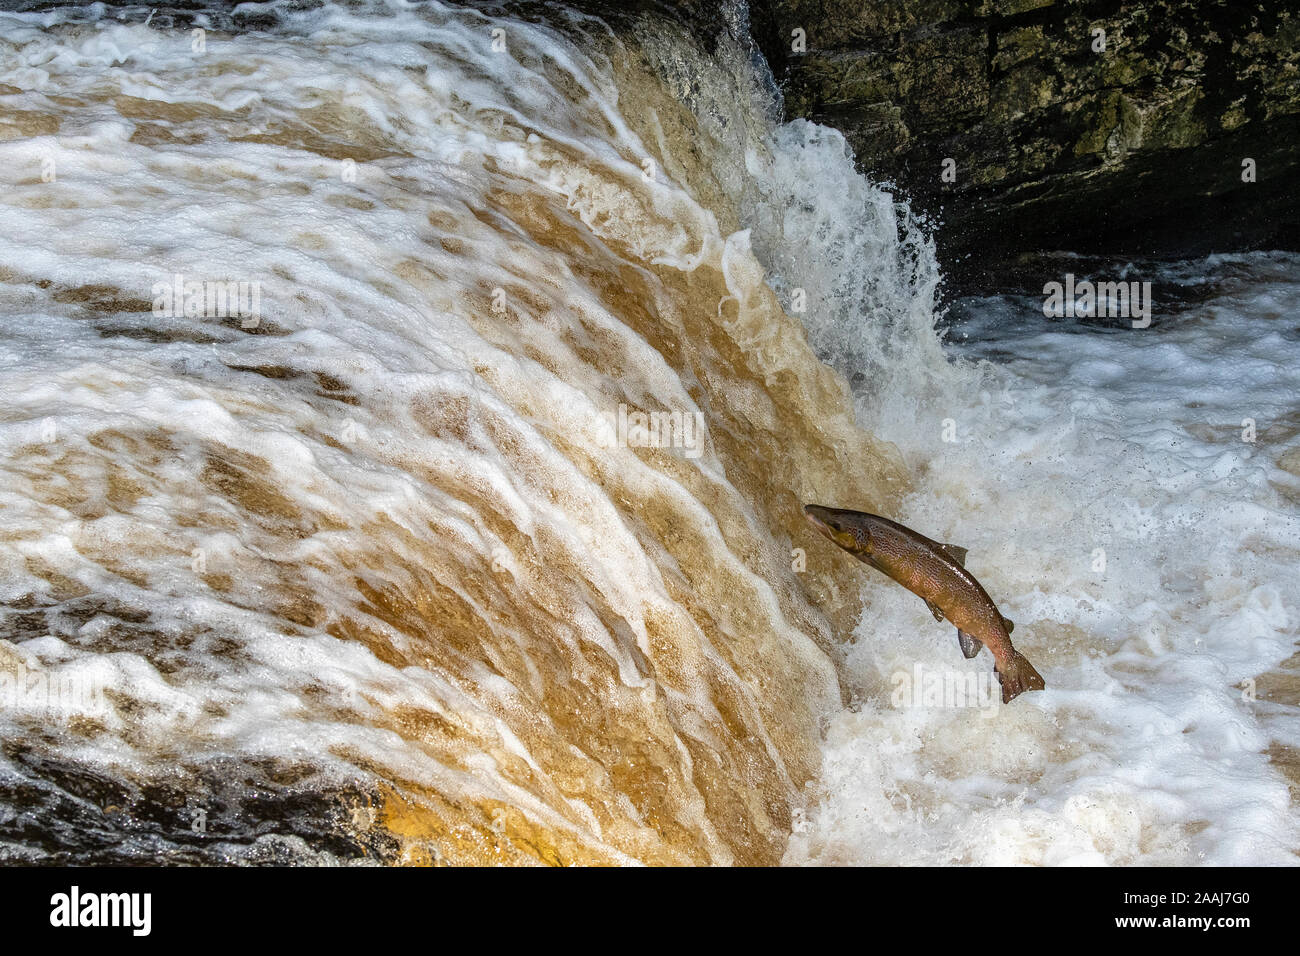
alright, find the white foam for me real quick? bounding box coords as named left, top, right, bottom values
left=774, top=256, right=1300, bottom=864
left=0, top=0, right=1295, bottom=865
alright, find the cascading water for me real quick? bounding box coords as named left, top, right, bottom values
left=0, top=1, right=1295, bottom=865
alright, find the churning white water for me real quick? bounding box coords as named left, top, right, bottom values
left=781, top=254, right=1300, bottom=865
left=0, top=0, right=1295, bottom=864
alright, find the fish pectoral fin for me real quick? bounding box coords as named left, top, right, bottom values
left=859, top=554, right=886, bottom=574
left=938, top=543, right=968, bottom=566
left=924, top=599, right=945, bottom=623
left=1001, top=615, right=1014, bottom=634
left=957, top=629, right=983, bottom=659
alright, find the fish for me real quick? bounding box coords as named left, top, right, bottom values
left=803, top=504, right=1045, bottom=703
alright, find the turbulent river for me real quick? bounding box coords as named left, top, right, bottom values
left=0, top=0, right=1296, bottom=865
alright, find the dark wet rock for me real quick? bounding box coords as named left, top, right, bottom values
left=10, top=0, right=1295, bottom=291
left=0, top=744, right=399, bottom=865
left=747, top=0, right=1300, bottom=290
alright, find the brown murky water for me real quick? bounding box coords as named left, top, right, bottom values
left=0, top=2, right=1296, bottom=865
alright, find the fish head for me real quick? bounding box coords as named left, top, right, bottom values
left=803, top=504, right=872, bottom=555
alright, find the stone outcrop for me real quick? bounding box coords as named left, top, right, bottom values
left=747, top=1, right=1300, bottom=290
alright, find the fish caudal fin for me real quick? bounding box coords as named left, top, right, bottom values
left=995, top=650, right=1046, bottom=703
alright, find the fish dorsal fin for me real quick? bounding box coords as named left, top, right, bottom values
left=939, top=543, right=968, bottom=566
left=957, top=629, right=983, bottom=659
left=1001, top=615, right=1014, bottom=634
left=924, top=599, right=945, bottom=623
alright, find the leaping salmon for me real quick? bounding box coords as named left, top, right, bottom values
left=803, top=504, right=1045, bottom=703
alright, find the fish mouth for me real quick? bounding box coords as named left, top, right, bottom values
left=802, top=504, right=835, bottom=535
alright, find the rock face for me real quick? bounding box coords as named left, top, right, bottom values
left=747, top=1, right=1300, bottom=290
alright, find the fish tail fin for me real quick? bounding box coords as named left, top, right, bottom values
left=996, top=650, right=1046, bottom=703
